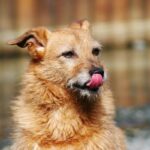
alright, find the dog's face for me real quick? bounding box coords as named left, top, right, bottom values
left=8, top=20, right=106, bottom=97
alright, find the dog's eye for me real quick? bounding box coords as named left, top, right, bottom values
left=92, top=48, right=101, bottom=56
left=62, top=51, right=75, bottom=58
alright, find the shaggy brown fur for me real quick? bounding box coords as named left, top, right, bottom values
left=8, top=20, right=126, bottom=150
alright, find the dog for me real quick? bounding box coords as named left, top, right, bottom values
left=8, top=20, right=126, bottom=150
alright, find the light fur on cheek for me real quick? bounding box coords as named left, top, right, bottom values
left=67, top=71, right=90, bottom=88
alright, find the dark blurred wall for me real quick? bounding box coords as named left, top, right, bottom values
left=0, top=0, right=150, bottom=45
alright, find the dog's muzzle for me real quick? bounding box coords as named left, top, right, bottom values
left=68, top=67, right=105, bottom=94
left=86, top=67, right=104, bottom=91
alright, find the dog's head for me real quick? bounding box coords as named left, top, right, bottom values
left=8, top=20, right=107, bottom=97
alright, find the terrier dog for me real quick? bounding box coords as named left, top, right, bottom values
left=8, top=20, right=126, bottom=150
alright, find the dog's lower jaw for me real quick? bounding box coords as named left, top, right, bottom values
left=67, top=81, right=101, bottom=98
left=73, top=88, right=101, bottom=99
left=80, top=89, right=96, bottom=97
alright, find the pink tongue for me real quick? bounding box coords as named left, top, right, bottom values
left=87, top=74, right=103, bottom=89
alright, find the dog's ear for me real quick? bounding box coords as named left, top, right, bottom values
left=8, top=27, right=50, bottom=60
left=70, top=20, right=90, bottom=30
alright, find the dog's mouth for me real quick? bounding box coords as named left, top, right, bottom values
left=68, top=72, right=104, bottom=95
left=67, top=67, right=106, bottom=96
left=73, top=73, right=103, bottom=92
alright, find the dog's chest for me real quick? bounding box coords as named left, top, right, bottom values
left=44, top=106, right=83, bottom=140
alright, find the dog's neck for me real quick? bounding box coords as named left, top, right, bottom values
left=15, top=70, right=114, bottom=145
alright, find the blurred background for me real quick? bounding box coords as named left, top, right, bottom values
left=0, top=0, right=150, bottom=149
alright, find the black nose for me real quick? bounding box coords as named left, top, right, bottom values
left=89, top=67, right=104, bottom=77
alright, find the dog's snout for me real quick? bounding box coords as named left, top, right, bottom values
left=89, top=67, right=104, bottom=77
